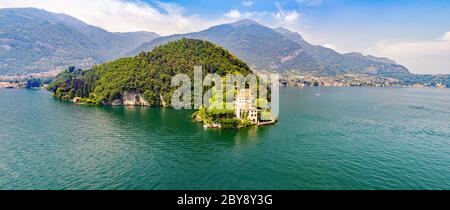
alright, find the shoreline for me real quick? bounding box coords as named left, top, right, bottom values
left=1, top=85, right=449, bottom=90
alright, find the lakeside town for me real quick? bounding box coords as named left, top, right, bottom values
left=0, top=70, right=60, bottom=89
left=276, top=73, right=449, bottom=88
left=1, top=71, right=449, bottom=89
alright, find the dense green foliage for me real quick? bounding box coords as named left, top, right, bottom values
left=192, top=106, right=252, bottom=128
left=48, top=66, right=98, bottom=101
left=25, top=78, right=52, bottom=89
left=48, top=38, right=253, bottom=106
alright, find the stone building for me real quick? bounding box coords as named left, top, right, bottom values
left=235, top=89, right=258, bottom=124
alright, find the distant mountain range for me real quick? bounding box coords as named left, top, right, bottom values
left=130, top=19, right=410, bottom=77
left=0, top=8, right=159, bottom=75
left=1, top=8, right=409, bottom=77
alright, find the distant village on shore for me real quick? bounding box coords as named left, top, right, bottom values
left=0, top=70, right=60, bottom=89
left=0, top=70, right=449, bottom=89
left=276, top=73, right=449, bottom=88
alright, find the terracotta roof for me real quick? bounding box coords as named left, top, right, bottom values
left=238, top=104, right=257, bottom=110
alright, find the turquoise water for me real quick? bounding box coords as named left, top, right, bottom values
left=0, top=87, right=449, bottom=190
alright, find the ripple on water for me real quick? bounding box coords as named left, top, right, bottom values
left=0, top=88, right=449, bottom=189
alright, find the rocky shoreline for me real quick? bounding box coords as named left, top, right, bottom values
left=71, top=91, right=155, bottom=106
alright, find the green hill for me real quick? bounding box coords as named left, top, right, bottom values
left=48, top=38, right=253, bottom=107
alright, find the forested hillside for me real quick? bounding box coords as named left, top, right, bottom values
left=48, top=39, right=253, bottom=106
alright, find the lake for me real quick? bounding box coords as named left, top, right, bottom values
left=0, top=87, right=449, bottom=189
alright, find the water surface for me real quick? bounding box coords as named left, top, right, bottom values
left=0, top=87, right=449, bottom=189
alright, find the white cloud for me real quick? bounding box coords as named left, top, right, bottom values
left=274, top=2, right=299, bottom=23
left=441, top=32, right=450, bottom=41
left=297, top=0, right=323, bottom=6
left=242, top=1, right=253, bottom=7
left=0, top=0, right=223, bottom=36
left=364, top=32, right=450, bottom=74
left=323, top=43, right=338, bottom=51
left=272, top=10, right=299, bottom=23
left=224, top=9, right=242, bottom=19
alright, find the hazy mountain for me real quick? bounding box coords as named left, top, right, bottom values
left=273, top=27, right=409, bottom=76
left=129, top=19, right=320, bottom=73
left=1, top=8, right=408, bottom=77
left=0, top=8, right=159, bottom=75
left=131, top=19, right=409, bottom=77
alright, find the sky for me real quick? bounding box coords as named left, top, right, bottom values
left=1, top=0, right=450, bottom=74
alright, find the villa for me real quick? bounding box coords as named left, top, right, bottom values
left=196, top=88, right=275, bottom=128
left=234, top=89, right=259, bottom=124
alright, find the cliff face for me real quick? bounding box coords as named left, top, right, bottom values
left=105, top=91, right=150, bottom=106
left=123, top=91, right=150, bottom=106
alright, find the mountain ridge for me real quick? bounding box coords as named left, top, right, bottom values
left=0, top=8, right=410, bottom=77
left=130, top=19, right=410, bottom=77
left=0, top=8, right=159, bottom=75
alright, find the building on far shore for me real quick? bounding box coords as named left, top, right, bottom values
left=0, top=82, right=20, bottom=89
left=436, top=83, right=446, bottom=88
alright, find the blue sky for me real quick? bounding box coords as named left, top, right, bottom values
left=1, top=0, right=450, bottom=73
left=151, top=0, right=450, bottom=50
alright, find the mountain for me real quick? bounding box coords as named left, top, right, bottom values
left=129, top=19, right=320, bottom=73
left=274, top=27, right=410, bottom=76
left=130, top=19, right=410, bottom=77
left=0, top=8, right=159, bottom=75
left=1, top=8, right=409, bottom=77
left=48, top=38, right=253, bottom=106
